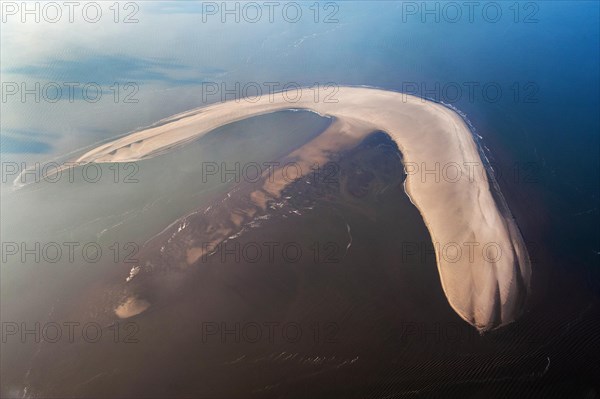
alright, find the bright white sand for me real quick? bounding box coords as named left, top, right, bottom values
left=78, top=87, right=531, bottom=331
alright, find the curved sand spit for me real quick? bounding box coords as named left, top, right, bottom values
left=76, top=87, right=531, bottom=331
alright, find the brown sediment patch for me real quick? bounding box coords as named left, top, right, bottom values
left=114, top=296, right=150, bottom=319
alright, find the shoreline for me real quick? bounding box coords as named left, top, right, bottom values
left=67, top=86, right=530, bottom=331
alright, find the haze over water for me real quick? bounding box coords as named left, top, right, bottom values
left=1, top=2, right=599, bottom=397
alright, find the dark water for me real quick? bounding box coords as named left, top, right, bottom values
left=6, top=127, right=597, bottom=398
left=0, top=110, right=333, bottom=397
left=338, top=5, right=600, bottom=395
left=1, top=131, right=454, bottom=397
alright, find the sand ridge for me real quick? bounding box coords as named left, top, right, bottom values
left=75, top=86, right=531, bottom=331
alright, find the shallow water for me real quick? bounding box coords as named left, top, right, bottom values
left=4, top=121, right=595, bottom=397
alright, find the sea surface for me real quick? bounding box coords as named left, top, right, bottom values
left=1, top=1, right=598, bottom=397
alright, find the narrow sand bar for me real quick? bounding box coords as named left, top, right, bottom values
left=75, top=87, right=531, bottom=331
